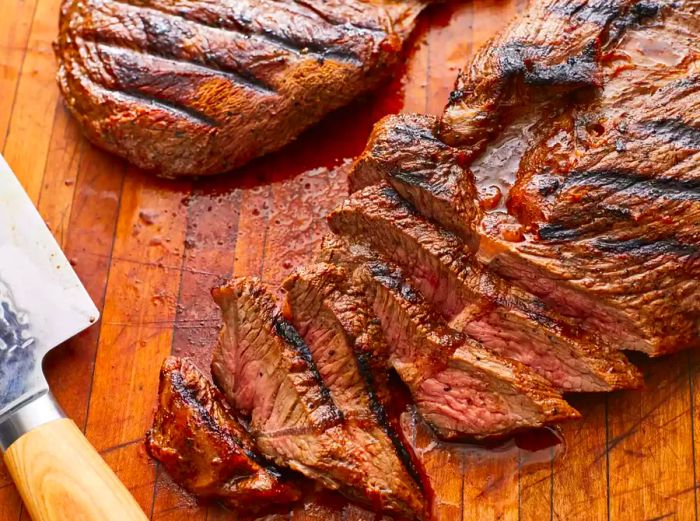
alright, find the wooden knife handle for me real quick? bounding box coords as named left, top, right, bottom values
left=3, top=418, right=148, bottom=521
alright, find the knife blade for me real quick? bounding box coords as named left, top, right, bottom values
left=0, top=154, right=98, bottom=417
left=0, top=154, right=147, bottom=520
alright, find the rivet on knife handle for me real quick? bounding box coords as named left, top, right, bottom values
left=2, top=392, right=148, bottom=520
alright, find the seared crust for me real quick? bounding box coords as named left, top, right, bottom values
left=55, top=0, right=429, bottom=176
left=146, top=357, right=301, bottom=512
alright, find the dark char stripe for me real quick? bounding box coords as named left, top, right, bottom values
left=563, top=169, right=700, bottom=202
left=169, top=370, right=271, bottom=470
left=642, top=118, right=700, bottom=150
left=113, top=0, right=366, bottom=66
left=273, top=317, right=343, bottom=422
left=354, top=351, right=425, bottom=490
left=114, top=89, right=220, bottom=127
left=592, top=237, right=699, bottom=258
left=94, top=36, right=277, bottom=96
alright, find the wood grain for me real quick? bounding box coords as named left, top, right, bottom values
left=0, top=1, right=697, bottom=520
left=4, top=419, right=147, bottom=521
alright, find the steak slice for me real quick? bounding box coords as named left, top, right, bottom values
left=354, top=260, right=579, bottom=440
left=146, top=357, right=301, bottom=512
left=55, top=0, right=431, bottom=177
left=439, top=0, right=652, bottom=154
left=282, top=263, right=426, bottom=515
left=328, top=184, right=643, bottom=392
left=350, top=113, right=481, bottom=245
left=211, top=277, right=427, bottom=519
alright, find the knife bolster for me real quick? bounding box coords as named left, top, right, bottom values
left=0, top=392, right=64, bottom=451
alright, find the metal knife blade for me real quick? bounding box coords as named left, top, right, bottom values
left=0, top=154, right=98, bottom=418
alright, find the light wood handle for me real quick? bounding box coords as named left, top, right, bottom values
left=3, top=418, right=148, bottom=521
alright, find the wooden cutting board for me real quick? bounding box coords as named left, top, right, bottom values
left=1, top=1, right=697, bottom=519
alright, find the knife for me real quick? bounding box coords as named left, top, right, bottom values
left=0, top=155, right=147, bottom=520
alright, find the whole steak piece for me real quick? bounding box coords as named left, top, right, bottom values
left=55, top=0, right=431, bottom=177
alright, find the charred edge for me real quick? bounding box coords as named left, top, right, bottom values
left=365, top=261, right=422, bottom=304
left=119, top=89, right=220, bottom=127
left=390, top=121, right=447, bottom=148
left=391, top=165, right=463, bottom=199
left=606, top=1, right=662, bottom=45
left=524, top=42, right=599, bottom=87
left=354, top=351, right=425, bottom=490
left=495, top=41, right=599, bottom=87
left=94, top=40, right=277, bottom=96
left=273, top=317, right=344, bottom=422
left=642, top=118, right=700, bottom=150
left=592, top=237, right=700, bottom=258
left=168, top=370, right=271, bottom=471
left=113, top=0, right=364, bottom=66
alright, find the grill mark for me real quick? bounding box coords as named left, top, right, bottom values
left=549, top=0, right=627, bottom=26
left=592, top=236, right=700, bottom=258
left=94, top=39, right=277, bottom=96
left=537, top=169, right=700, bottom=241
left=642, top=118, right=700, bottom=150
left=112, top=0, right=365, bottom=66
left=538, top=223, right=583, bottom=241
left=354, top=351, right=424, bottom=490
left=169, top=369, right=270, bottom=471
left=291, top=0, right=388, bottom=36
left=273, top=316, right=344, bottom=424
left=109, top=88, right=219, bottom=127
left=563, top=170, right=700, bottom=202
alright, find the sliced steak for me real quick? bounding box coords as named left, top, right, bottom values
left=350, top=113, right=481, bottom=245
left=212, top=277, right=427, bottom=519
left=439, top=0, right=652, bottom=154
left=463, top=0, right=700, bottom=355
left=56, top=0, right=431, bottom=176
left=354, top=260, right=578, bottom=440
left=146, top=357, right=301, bottom=512
left=281, top=262, right=426, bottom=515
left=328, top=184, right=643, bottom=391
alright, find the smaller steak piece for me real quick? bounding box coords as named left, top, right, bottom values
left=350, top=113, right=481, bottom=245
left=212, top=278, right=427, bottom=519
left=56, top=0, right=432, bottom=176
left=282, top=263, right=426, bottom=516
left=328, top=184, right=643, bottom=392
left=146, top=357, right=301, bottom=511
left=356, top=261, right=579, bottom=440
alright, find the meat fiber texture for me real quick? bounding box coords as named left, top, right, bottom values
left=352, top=0, right=700, bottom=356
left=55, top=0, right=432, bottom=176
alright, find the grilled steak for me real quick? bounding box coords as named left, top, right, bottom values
left=55, top=0, right=431, bottom=177
left=354, top=260, right=578, bottom=439
left=440, top=0, right=700, bottom=355
left=146, top=357, right=301, bottom=511
left=211, top=277, right=427, bottom=519
left=328, top=183, right=643, bottom=391
left=282, top=263, right=426, bottom=512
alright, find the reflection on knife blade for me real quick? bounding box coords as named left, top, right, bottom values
left=0, top=277, right=36, bottom=404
